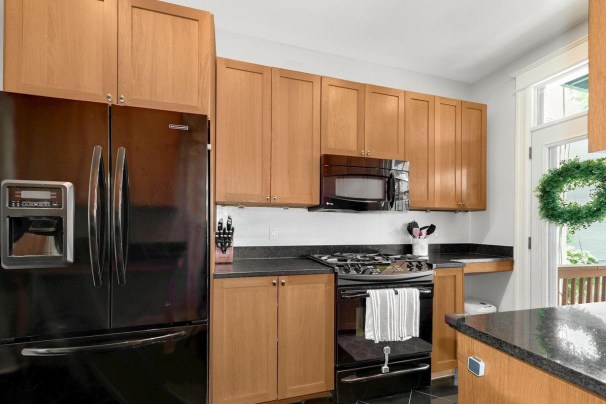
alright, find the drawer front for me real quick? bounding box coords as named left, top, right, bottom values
left=336, top=356, right=431, bottom=403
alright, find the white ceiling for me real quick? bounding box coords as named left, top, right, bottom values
left=195, top=0, right=588, bottom=83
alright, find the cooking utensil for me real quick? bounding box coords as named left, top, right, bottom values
left=412, top=228, right=420, bottom=238
left=425, top=224, right=436, bottom=237
left=406, top=222, right=415, bottom=236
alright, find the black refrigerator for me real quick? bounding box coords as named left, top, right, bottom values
left=0, top=92, right=209, bottom=403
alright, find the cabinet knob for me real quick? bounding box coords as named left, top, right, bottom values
left=281, top=280, right=286, bottom=286
left=367, top=151, right=371, bottom=156
left=106, top=94, right=113, bottom=103
left=272, top=280, right=277, bottom=286
left=361, top=151, right=365, bottom=156
left=266, top=195, right=270, bottom=201
left=119, top=95, right=126, bottom=104
left=273, top=196, right=277, bottom=201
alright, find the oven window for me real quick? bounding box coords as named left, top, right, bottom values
left=334, top=177, right=385, bottom=201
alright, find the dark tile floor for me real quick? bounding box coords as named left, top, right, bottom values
left=303, top=376, right=458, bottom=403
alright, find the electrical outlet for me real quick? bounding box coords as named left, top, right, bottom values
left=269, top=227, right=277, bottom=241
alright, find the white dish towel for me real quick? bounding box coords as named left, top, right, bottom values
left=365, top=288, right=420, bottom=343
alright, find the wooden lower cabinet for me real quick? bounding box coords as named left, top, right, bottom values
left=211, top=274, right=334, bottom=404
left=432, top=268, right=464, bottom=373
left=457, top=333, right=605, bottom=403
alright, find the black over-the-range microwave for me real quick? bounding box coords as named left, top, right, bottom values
left=309, top=154, right=410, bottom=212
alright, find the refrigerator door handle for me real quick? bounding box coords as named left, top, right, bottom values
left=113, top=147, right=130, bottom=286
left=21, top=331, right=187, bottom=357
left=88, top=146, right=106, bottom=287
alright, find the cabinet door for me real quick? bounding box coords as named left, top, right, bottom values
left=271, top=69, right=321, bottom=206
left=589, top=0, right=606, bottom=152
left=321, top=77, right=365, bottom=157
left=461, top=101, right=487, bottom=210
left=216, top=58, right=272, bottom=204
left=365, top=85, right=405, bottom=159
left=405, top=92, right=435, bottom=209
left=118, top=0, right=213, bottom=114
left=434, top=97, right=462, bottom=210
left=278, top=274, right=334, bottom=399
left=432, top=268, right=464, bottom=373
left=212, top=277, right=278, bottom=404
left=4, top=0, right=117, bottom=103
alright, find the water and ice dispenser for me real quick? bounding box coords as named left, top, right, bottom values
left=1, top=180, right=74, bottom=269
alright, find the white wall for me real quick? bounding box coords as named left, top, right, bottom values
left=465, top=21, right=589, bottom=311
left=214, top=29, right=471, bottom=100
left=218, top=206, right=470, bottom=247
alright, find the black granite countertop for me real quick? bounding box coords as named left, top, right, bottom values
left=213, top=257, right=335, bottom=279
left=447, top=302, right=606, bottom=398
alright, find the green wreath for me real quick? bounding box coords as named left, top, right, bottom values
left=535, top=157, right=606, bottom=233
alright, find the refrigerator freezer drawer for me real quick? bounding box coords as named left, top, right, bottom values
left=0, top=324, right=207, bottom=403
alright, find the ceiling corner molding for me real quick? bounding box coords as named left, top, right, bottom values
left=512, top=34, right=588, bottom=91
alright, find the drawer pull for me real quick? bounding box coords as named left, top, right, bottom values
left=341, top=363, right=429, bottom=383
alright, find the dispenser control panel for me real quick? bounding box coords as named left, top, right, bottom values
left=7, top=186, right=63, bottom=208
left=1, top=180, right=74, bottom=269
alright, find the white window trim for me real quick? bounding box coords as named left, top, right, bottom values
left=512, top=35, right=588, bottom=310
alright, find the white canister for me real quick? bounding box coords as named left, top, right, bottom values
left=412, top=238, right=429, bottom=257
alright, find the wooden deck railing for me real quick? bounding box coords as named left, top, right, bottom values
left=558, top=265, right=606, bottom=306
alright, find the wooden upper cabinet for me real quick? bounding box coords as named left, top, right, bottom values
left=590, top=0, right=606, bottom=152
left=434, top=97, right=462, bottom=209
left=4, top=0, right=118, bottom=103
left=271, top=69, right=321, bottom=206
left=405, top=92, right=435, bottom=209
left=216, top=58, right=272, bottom=204
left=461, top=101, right=487, bottom=210
left=365, top=85, right=405, bottom=159
left=278, top=274, right=334, bottom=399
left=212, top=277, right=278, bottom=404
left=118, top=0, right=214, bottom=114
left=432, top=267, right=464, bottom=373
left=321, top=77, right=365, bottom=157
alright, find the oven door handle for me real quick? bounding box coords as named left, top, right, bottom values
left=341, top=288, right=432, bottom=299
left=342, top=293, right=370, bottom=299
left=340, top=363, right=430, bottom=383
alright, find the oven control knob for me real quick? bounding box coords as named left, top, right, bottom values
left=416, top=262, right=425, bottom=270
left=406, top=262, right=415, bottom=271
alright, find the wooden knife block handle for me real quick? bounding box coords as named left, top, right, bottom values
left=215, top=246, right=233, bottom=264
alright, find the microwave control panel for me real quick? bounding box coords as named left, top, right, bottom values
left=6, top=186, right=63, bottom=208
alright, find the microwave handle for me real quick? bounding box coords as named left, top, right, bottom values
left=387, top=173, right=396, bottom=208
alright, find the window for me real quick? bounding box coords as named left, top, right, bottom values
left=535, top=63, right=588, bottom=126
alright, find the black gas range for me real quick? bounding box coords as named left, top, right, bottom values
left=308, top=252, right=434, bottom=283
left=309, top=252, right=434, bottom=403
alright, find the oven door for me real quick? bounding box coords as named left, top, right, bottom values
left=317, top=157, right=409, bottom=211
left=336, top=284, right=433, bottom=368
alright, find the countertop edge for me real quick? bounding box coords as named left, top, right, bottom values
left=213, top=268, right=335, bottom=279
left=449, top=316, right=606, bottom=399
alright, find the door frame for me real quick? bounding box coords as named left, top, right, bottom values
left=513, top=36, right=587, bottom=310
left=529, top=112, right=588, bottom=308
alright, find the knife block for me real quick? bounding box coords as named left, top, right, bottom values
left=215, top=246, right=233, bottom=264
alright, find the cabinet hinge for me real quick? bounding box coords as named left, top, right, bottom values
left=528, top=237, right=532, bottom=250
left=529, top=147, right=532, bottom=159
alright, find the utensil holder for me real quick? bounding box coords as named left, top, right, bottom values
left=215, top=246, right=233, bottom=264
left=412, top=238, right=429, bottom=257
